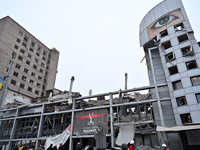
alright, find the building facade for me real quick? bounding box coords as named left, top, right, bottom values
left=0, top=16, right=59, bottom=103
left=140, top=0, right=200, bottom=149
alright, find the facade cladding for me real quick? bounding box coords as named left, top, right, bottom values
left=140, top=0, right=200, bottom=149
left=0, top=16, right=59, bottom=100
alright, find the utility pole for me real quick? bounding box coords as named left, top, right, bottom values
left=0, top=38, right=16, bottom=109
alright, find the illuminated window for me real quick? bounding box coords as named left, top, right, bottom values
left=172, top=80, right=182, bottom=90
left=176, top=96, right=187, bottom=106
left=191, top=76, right=200, bottom=86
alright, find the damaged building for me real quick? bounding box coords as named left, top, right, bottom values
left=0, top=0, right=200, bottom=150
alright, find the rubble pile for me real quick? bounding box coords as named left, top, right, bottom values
left=3, top=99, right=27, bottom=109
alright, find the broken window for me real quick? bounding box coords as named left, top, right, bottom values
left=35, top=90, right=39, bottom=95
left=161, top=40, right=172, bottom=50
left=14, top=45, right=19, bottom=50
left=31, top=41, right=35, bottom=47
left=30, top=79, right=34, bottom=84
left=24, top=68, right=28, bottom=73
left=16, top=38, right=21, bottom=43
left=31, top=72, right=35, bottom=77
left=29, top=48, right=33, bottom=52
left=186, top=60, right=198, bottom=70
left=33, top=65, right=37, bottom=70
left=0, top=120, right=14, bottom=139
left=169, top=66, right=178, bottom=75
left=16, top=64, right=21, bottom=69
left=180, top=113, right=192, bottom=124
left=160, top=29, right=168, bottom=38
left=196, top=93, right=200, bottom=103
left=174, top=23, right=184, bottom=31
left=20, top=83, right=24, bottom=89
left=165, top=52, right=175, bottom=62
left=181, top=46, right=194, bottom=56
left=176, top=96, right=187, bottom=106
left=26, top=60, right=30, bottom=65
left=24, top=36, right=29, bottom=42
left=13, top=72, right=19, bottom=77
left=191, top=76, right=200, bottom=86
left=37, top=83, right=41, bottom=88
left=11, top=80, right=16, bottom=85
left=28, top=54, right=32, bottom=58
left=18, top=55, right=23, bottom=61
left=28, top=87, right=32, bottom=92
left=172, top=80, right=182, bottom=90
left=20, top=49, right=25, bottom=54
left=178, top=34, right=188, bottom=43
left=22, top=42, right=27, bottom=48
left=22, top=76, right=26, bottom=81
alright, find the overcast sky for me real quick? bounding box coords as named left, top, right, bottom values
left=1, top=0, right=200, bottom=96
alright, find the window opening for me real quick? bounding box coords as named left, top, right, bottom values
left=196, top=93, right=200, bottom=103
left=13, top=72, right=19, bottom=77
left=161, top=40, right=172, bottom=50
left=16, top=64, right=21, bottom=69
left=24, top=68, right=28, bottom=73
left=180, top=113, right=192, bottom=124
left=11, top=80, right=16, bottom=85
left=35, top=58, right=38, bottom=63
left=22, top=76, right=26, bottom=81
left=41, top=63, right=45, bottom=67
left=31, top=41, right=35, bottom=47
left=33, top=65, right=37, bottom=70
left=18, top=55, right=23, bottom=61
left=174, top=23, right=185, bottom=31
left=172, top=80, right=182, bottom=90
left=186, top=60, right=198, bottom=70
left=169, top=66, right=178, bottom=75
left=191, top=76, right=200, bottom=86
left=20, top=83, right=25, bottom=89
left=36, top=52, right=40, bottom=57
left=40, top=69, right=43, bottom=73
left=37, top=83, right=41, bottom=88
left=31, top=72, right=35, bottom=77
left=16, top=38, right=21, bottom=43
left=165, top=52, right=175, bottom=62
left=181, top=46, right=194, bottom=56
left=22, top=42, right=27, bottom=48
left=28, top=54, right=32, bottom=58
left=14, top=45, right=18, bottom=50
left=26, top=61, right=30, bottom=65
left=160, top=29, right=168, bottom=38
left=42, top=57, right=46, bottom=61
left=43, top=50, right=47, bottom=56
left=38, top=46, right=41, bottom=51
left=19, top=31, right=23, bottom=36
left=176, top=96, right=187, bottom=106
left=20, top=49, right=25, bottom=54
left=24, top=36, right=29, bottom=42
left=30, top=80, right=34, bottom=84
left=38, top=76, right=42, bottom=80
left=28, top=87, right=32, bottom=92
left=178, top=34, right=188, bottom=43
left=35, top=90, right=39, bottom=95
left=29, top=48, right=33, bottom=52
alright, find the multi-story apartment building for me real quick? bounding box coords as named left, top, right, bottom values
left=0, top=16, right=59, bottom=103
left=140, top=0, right=200, bottom=149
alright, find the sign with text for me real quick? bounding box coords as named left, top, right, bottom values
left=73, top=109, right=108, bottom=135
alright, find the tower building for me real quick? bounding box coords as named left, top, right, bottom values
left=0, top=16, right=59, bottom=104
left=139, top=0, right=200, bottom=149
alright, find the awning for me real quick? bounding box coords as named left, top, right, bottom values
left=156, top=125, right=200, bottom=131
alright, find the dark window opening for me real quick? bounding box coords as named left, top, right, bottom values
left=176, top=96, right=187, bottom=106
left=43, top=50, right=47, bottom=56
left=26, top=61, right=30, bottom=65
left=169, top=66, right=178, bottom=75
left=178, top=34, right=188, bottom=43
left=35, top=90, right=39, bottom=95
left=24, top=36, right=29, bottom=42
left=16, top=38, right=21, bottom=43
left=11, top=80, right=16, bottom=85
left=31, top=41, right=35, bottom=47
left=181, top=46, right=194, bottom=56
left=160, top=29, right=168, bottom=37
left=33, top=65, right=37, bottom=70
left=31, top=72, right=35, bottom=77
left=16, top=64, right=21, bottom=69
left=28, top=87, right=32, bottom=92
left=29, top=48, right=33, bottom=52
left=35, top=58, right=38, bottom=63
left=180, top=113, right=192, bottom=124
left=22, top=42, right=27, bottom=48
left=42, top=86, right=45, bottom=90
left=42, top=57, right=46, bottom=61
left=19, top=31, right=23, bottom=36
left=24, top=68, right=28, bottom=73
left=28, top=54, right=32, bottom=58
left=174, top=23, right=184, bottom=31
left=14, top=45, right=18, bottom=50
left=36, top=52, right=40, bottom=57
left=40, top=69, right=43, bottom=73
left=38, top=46, right=41, bottom=51
left=22, top=76, right=27, bottom=81
left=196, top=93, right=200, bottom=103
left=41, top=63, right=45, bottom=67
left=37, top=83, right=41, bottom=88
left=161, top=40, right=172, bottom=50
left=18, top=55, right=23, bottom=61
left=191, top=76, right=200, bottom=86
left=172, top=80, right=182, bottom=90
left=20, top=83, right=24, bottom=89
left=46, top=66, right=49, bottom=69
left=30, top=80, right=34, bottom=84
left=186, top=60, right=198, bottom=70
left=44, top=79, right=46, bottom=83
left=38, top=76, right=42, bottom=80
left=165, top=52, right=175, bottom=62
left=13, top=72, right=19, bottom=77
left=20, top=49, right=25, bottom=54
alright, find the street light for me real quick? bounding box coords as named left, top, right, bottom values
left=0, top=38, right=16, bottom=109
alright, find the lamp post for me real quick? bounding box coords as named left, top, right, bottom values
left=0, top=38, right=16, bottom=109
